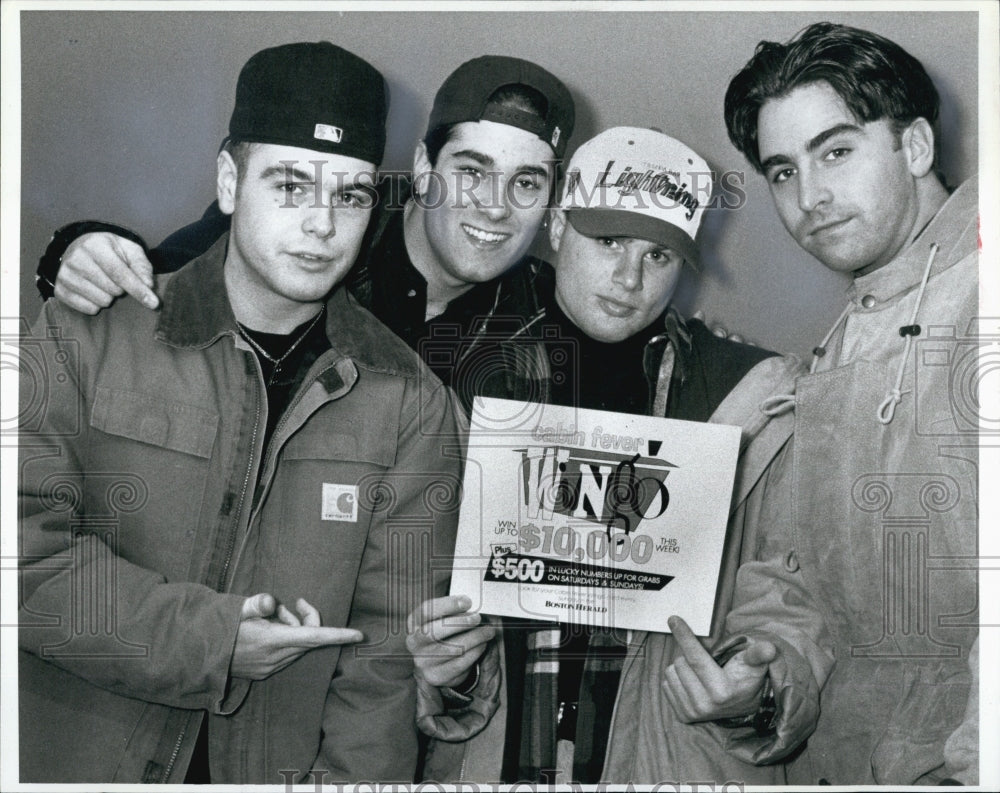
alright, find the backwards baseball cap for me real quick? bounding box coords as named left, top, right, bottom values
left=426, top=55, right=575, bottom=159
left=227, top=41, right=388, bottom=166
left=561, top=127, right=713, bottom=269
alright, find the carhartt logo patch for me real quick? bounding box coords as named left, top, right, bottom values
left=322, top=483, right=357, bottom=522
left=314, top=123, right=343, bottom=143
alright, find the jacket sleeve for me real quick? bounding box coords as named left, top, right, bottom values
left=413, top=400, right=502, bottom=743
left=711, top=438, right=835, bottom=764
left=35, top=204, right=228, bottom=298
left=943, top=635, right=978, bottom=784
left=154, top=202, right=230, bottom=270
left=17, top=299, right=247, bottom=712
left=313, top=377, right=462, bottom=780
left=416, top=626, right=503, bottom=741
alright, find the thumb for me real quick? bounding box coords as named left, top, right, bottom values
left=240, top=592, right=276, bottom=620
left=742, top=639, right=778, bottom=668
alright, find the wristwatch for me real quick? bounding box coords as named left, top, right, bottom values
left=439, top=662, right=481, bottom=708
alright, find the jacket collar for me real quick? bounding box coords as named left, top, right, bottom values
left=155, top=234, right=238, bottom=348
left=323, top=287, right=420, bottom=378
left=849, top=176, right=978, bottom=305
left=156, top=232, right=420, bottom=379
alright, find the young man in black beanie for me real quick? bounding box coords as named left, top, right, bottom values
left=18, top=41, right=460, bottom=784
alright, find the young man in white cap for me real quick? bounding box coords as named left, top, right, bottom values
left=34, top=55, right=575, bottom=412
left=406, top=127, right=809, bottom=784
left=19, top=41, right=460, bottom=784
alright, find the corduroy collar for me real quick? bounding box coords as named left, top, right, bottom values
left=155, top=232, right=421, bottom=379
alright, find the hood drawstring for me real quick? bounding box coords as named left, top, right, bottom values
left=760, top=392, right=796, bottom=416
left=761, top=241, right=940, bottom=423
left=806, top=302, right=854, bottom=376
left=760, top=301, right=854, bottom=416
left=876, top=242, right=939, bottom=424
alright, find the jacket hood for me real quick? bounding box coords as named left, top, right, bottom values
left=849, top=176, right=978, bottom=304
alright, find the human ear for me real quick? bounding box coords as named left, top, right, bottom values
left=902, top=117, right=936, bottom=179
left=217, top=150, right=238, bottom=216
left=548, top=209, right=567, bottom=252
left=411, top=141, right=433, bottom=200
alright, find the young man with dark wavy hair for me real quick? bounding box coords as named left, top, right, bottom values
left=673, top=22, right=979, bottom=785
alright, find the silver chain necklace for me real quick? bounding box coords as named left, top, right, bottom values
left=237, top=305, right=325, bottom=386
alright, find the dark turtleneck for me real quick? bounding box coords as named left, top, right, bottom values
left=542, top=297, right=655, bottom=416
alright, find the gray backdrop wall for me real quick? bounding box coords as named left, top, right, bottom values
left=17, top=9, right=980, bottom=357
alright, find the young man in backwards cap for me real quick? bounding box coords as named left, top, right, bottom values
left=18, top=42, right=460, bottom=784
left=35, top=55, right=575, bottom=412
left=406, top=127, right=810, bottom=784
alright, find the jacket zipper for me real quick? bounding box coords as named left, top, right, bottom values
left=236, top=353, right=342, bottom=555
left=182, top=348, right=341, bottom=781
left=161, top=715, right=190, bottom=781
left=257, top=370, right=307, bottom=488
left=458, top=282, right=505, bottom=363
left=217, top=352, right=263, bottom=592
left=164, top=348, right=262, bottom=781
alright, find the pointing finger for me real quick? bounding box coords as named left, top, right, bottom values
left=668, top=616, right=713, bottom=665
left=106, top=239, right=159, bottom=309
left=295, top=626, right=364, bottom=647
left=129, top=253, right=156, bottom=289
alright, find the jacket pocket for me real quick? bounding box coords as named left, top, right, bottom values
left=275, top=431, right=393, bottom=537
left=261, top=431, right=398, bottom=627
left=91, top=387, right=219, bottom=458
left=281, top=429, right=396, bottom=467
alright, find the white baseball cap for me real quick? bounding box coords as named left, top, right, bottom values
left=560, top=127, right=713, bottom=268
